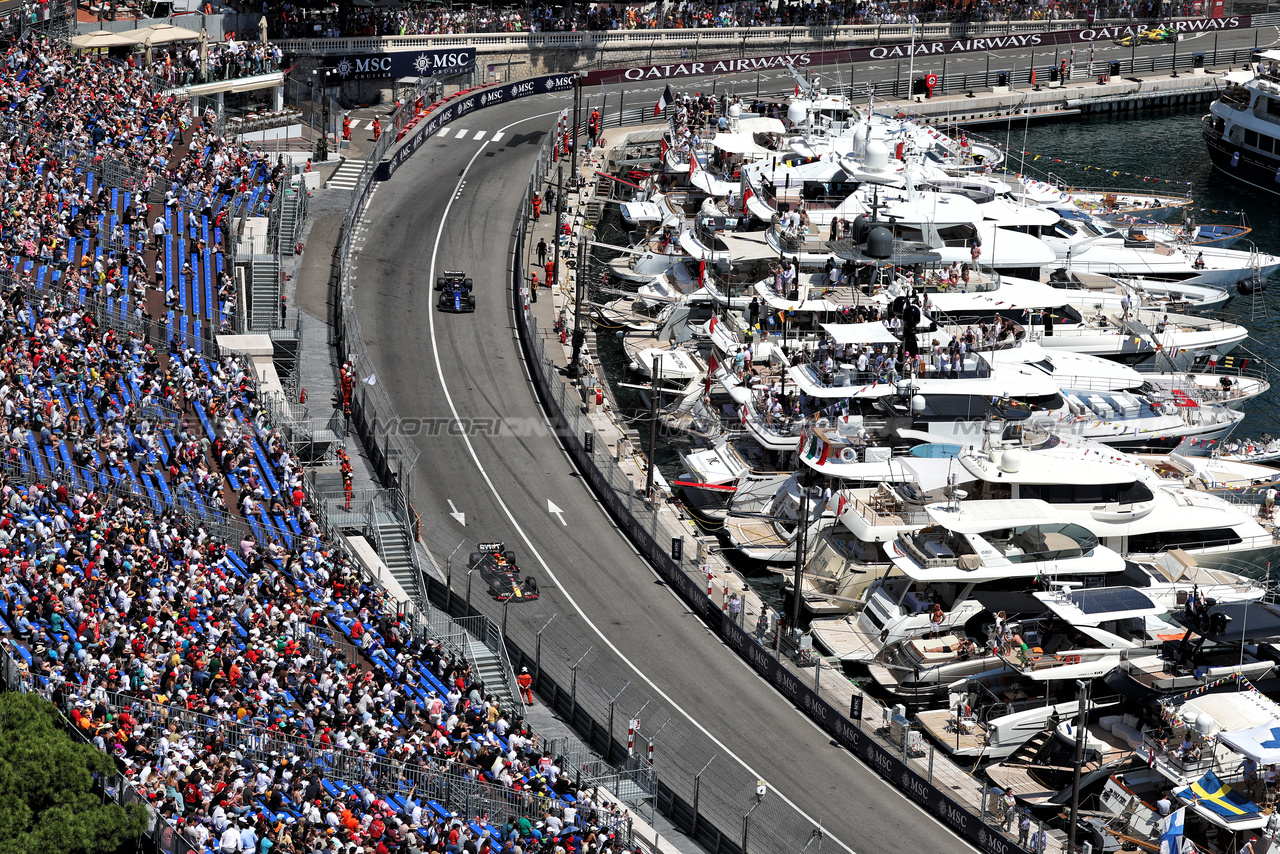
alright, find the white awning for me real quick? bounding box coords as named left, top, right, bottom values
left=820, top=321, right=900, bottom=345
left=1219, top=722, right=1280, bottom=765
left=924, top=499, right=1062, bottom=533
left=893, top=457, right=976, bottom=492
left=736, top=116, right=786, bottom=135
left=133, top=23, right=200, bottom=44
left=711, top=133, right=771, bottom=157
left=71, top=29, right=138, bottom=48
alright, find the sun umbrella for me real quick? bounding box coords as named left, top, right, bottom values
left=70, top=29, right=136, bottom=49
left=134, top=23, right=200, bottom=44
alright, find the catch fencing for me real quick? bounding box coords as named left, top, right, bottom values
left=488, top=106, right=1061, bottom=854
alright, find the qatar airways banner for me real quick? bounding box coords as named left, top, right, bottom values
left=580, top=14, right=1251, bottom=85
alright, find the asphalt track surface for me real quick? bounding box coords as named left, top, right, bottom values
left=350, top=27, right=1275, bottom=852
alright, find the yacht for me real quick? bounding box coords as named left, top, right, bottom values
left=1106, top=597, right=1280, bottom=705
left=722, top=472, right=835, bottom=563
left=809, top=498, right=1130, bottom=661
left=1203, top=49, right=1280, bottom=196
left=866, top=583, right=1170, bottom=706
left=957, top=443, right=1280, bottom=570
left=1032, top=207, right=1278, bottom=291
left=1014, top=175, right=1193, bottom=222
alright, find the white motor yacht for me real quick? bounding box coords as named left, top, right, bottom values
left=810, top=498, right=1127, bottom=661
left=810, top=495, right=1267, bottom=664
left=957, top=443, right=1280, bottom=570
left=722, top=472, right=836, bottom=563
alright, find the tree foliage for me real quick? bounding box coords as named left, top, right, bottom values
left=0, top=693, right=149, bottom=854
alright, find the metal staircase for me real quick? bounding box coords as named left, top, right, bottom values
left=249, top=254, right=281, bottom=331
left=368, top=495, right=420, bottom=603
left=468, top=635, right=520, bottom=711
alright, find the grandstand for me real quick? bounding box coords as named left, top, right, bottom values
left=0, top=31, right=634, bottom=854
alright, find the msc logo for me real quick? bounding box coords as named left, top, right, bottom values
left=355, top=57, right=392, bottom=74
left=801, top=693, right=828, bottom=724
left=746, top=644, right=771, bottom=672
left=511, top=81, right=536, bottom=98
left=547, top=75, right=575, bottom=90
left=938, top=800, right=968, bottom=831
left=833, top=718, right=859, bottom=747
left=900, top=772, right=929, bottom=804
left=867, top=748, right=894, bottom=778
left=480, top=90, right=505, bottom=106
left=432, top=52, right=472, bottom=68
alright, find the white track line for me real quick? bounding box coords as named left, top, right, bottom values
left=423, top=110, right=858, bottom=854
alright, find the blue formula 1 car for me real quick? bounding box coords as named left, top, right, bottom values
left=435, top=270, right=475, bottom=313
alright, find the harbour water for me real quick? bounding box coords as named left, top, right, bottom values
left=1006, top=104, right=1280, bottom=435
left=587, top=104, right=1280, bottom=612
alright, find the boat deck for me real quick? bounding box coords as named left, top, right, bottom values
left=984, top=763, right=1060, bottom=805
left=724, top=516, right=788, bottom=549
left=810, top=615, right=880, bottom=661
left=986, top=725, right=1134, bottom=805
left=916, top=708, right=990, bottom=756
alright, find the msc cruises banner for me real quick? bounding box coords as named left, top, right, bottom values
left=325, top=47, right=477, bottom=80
left=377, top=73, right=576, bottom=181
left=580, top=14, right=1251, bottom=84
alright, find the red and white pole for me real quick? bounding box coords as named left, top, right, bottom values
left=647, top=739, right=654, bottom=765
left=628, top=718, right=638, bottom=756
left=705, top=565, right=713, bottom=597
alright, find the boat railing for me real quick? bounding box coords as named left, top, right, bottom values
left=1044, top=174, right=1195, bottom=200
left=847, top=491, right=932, bottom=528
left=1217, top=86, right=1252, bottom=110
left=1202, top=114, right=1228, bottom=142
left=1135, top=357, right=1270, bottom=383
left=1142, top=732, right=1221, bottom=778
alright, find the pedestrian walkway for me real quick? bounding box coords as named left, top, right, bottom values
left=326, top=158, right=367, bottom=190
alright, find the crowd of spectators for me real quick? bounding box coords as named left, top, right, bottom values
left=0, top=29, right=634, bottom=854
left=138, top=38, right=285, bottom=88
left=263, top=0, right=1209, bottom=39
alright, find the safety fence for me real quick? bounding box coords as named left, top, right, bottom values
left=487, top=105, right=1070, bottom=854
left=276, top=13, right=1225, bottom=55
left=561, top=46, right=1248, bottom=121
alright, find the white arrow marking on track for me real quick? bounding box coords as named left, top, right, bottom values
left=447, top=499, right=466, bottom=526
left=547, top=500, right=567, bottom=526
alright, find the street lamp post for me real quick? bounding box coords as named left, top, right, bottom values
left=464, top=567, right=480, bottom=615
left=314, top=68, right=333, bottom=162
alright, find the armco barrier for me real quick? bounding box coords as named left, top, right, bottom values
left=376, top=73, right=575, bottom=181
left=508, top=133, right=1037, bottom=854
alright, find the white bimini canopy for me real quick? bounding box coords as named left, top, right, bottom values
left=710, top=133, right=772, bottom=158
left=1219, top=721, right=1280, bottom=765
left=819, top=321, right=900, bottom=346
left=924, top=499, right=1063, bottom=533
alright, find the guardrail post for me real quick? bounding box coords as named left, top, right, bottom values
left=569, top=647, right=591, bottom=722
left=534, top=613, right=556, bottom=694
